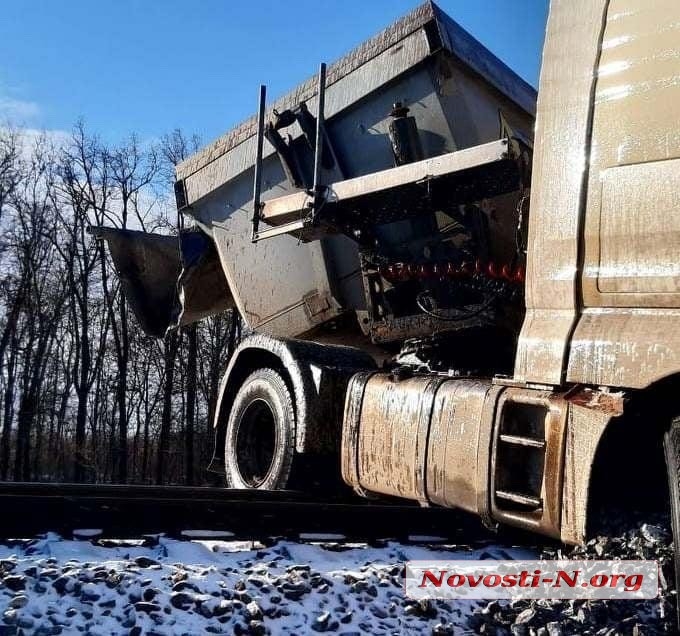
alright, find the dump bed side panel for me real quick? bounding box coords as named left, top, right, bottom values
left=179, top=4, right=536, bottom=339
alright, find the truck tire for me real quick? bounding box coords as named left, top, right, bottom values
left=224, top=368, right=295, bottom=489
left=664, top=417, right=680, bottom=627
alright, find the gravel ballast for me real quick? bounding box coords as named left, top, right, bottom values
left=0, top=518, right=675, bottom=635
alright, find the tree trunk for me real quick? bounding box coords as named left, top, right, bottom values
left=0, top=338, right=18, bottom=480
left=74, top=330, right=89, bottom=482
left=185, top=325, right=197, bottom=485
left=156, top=332, right=179, bottom=484
left=116, top=297, right=129, bottom=483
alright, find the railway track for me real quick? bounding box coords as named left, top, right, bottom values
left=0, top=482, right=499, bottom=543
left=0, top=484, right=673, bottom=633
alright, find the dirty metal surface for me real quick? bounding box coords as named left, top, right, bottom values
left=567, top=0, right=680, bottom=389
left=341, top=370, right=630, bottom=545
left=343, top=374, right=502, bottom=517
left=355, top=375, right=439, bottom=502
left=581, top=0, right=680, bottom=305
left=92, top=227, right=181, bottom=337
left=91, top=227, right=233, bottom=337
left=567, top=308, right=680, bottom=388
left=518, top=0, right=680, bottom=391
left=514, top=0, right=609, bottom=385
left=178, top=4, right=535, bottom=342
left=340, top=371, right=379, bottom=498
left=261, top=139, right=518, bottom=235
left=560, top=387, right=625, bottom=544
left=426, top=379, right=493, bottom=514
left=490, top=389, right=569, bottom=541
left=200, top=170, right=344, bottom=339
left=366, top=313, right=490, bottom=345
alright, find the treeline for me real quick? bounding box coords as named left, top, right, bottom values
left=0, top=124, right=240, bottom=485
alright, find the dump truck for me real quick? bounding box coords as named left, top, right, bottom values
left=97, top=0, right=680, bottom=597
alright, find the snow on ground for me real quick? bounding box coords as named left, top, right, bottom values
left=0, top=521, right=674, bottom=635
left=0, top=533, right=533, bottom=635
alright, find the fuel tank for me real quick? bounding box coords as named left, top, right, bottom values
left=341, top=371, right=624, bottom=543
left=341, top=371, right=499, bottom=516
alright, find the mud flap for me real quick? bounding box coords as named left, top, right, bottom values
left=91, top=226, right=233, bottom=337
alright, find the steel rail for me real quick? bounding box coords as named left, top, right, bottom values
left=0, top=482, right=498, bottom=543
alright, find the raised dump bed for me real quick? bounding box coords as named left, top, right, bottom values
left=101, top=1, right=536, bottom=345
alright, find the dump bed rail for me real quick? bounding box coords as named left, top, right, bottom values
left=258, top=138, right=521, bottom=241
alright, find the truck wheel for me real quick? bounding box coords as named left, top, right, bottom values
left=224, top=368, right=295, bottom=489
left=664, top=417, right=680, bottom=627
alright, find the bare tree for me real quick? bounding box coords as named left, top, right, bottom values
left=0, top=135, right=67, bottom=479
left=0, top=127, right=21, bottom=222
left=52, top=123, right=111, bottom=481
left=0, top=123, right=230, bottom=486
left=102, top=135, right=158, bottom=482
left=156, top=331, right=179, bottom=484
left=160, top=129, right=201, bottom=484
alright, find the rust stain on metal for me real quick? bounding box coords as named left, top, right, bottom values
left=566, top=386, right=625, bottom=417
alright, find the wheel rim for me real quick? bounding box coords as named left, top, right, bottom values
left=235, top=398, right=277, bottom=487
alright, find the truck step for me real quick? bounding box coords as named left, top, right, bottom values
left=495, top=490, right=543, bottom=509
left=498, top=434, right=546, bottom=449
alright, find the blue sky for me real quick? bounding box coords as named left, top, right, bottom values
left=0, top=1, right=549, bottom=145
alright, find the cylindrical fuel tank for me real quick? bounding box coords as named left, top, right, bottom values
left=341, top=372, right=498, bottom=513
